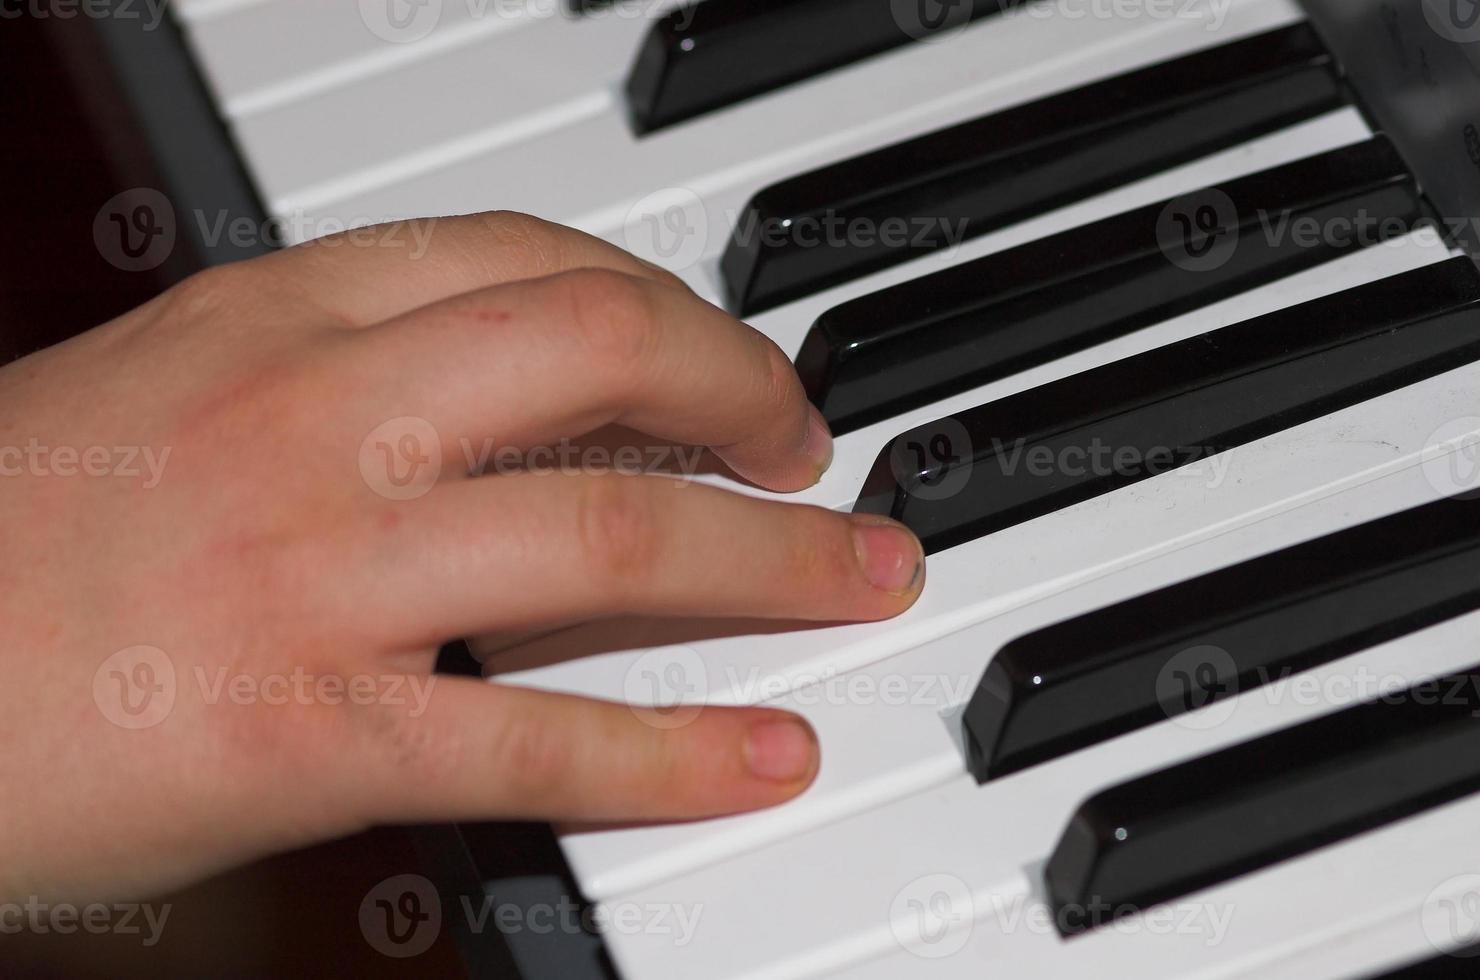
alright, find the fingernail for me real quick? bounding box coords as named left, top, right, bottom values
left=743, top=718, right=818, bottom=783
left=802, top=406, right=834, bottom=481
left=851, top=516, right=925, bottom=595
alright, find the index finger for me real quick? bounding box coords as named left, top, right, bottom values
left=345, top=267, right=833, bottom=493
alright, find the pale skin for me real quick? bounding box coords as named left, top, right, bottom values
left=0, top=211, right=925, bottom=904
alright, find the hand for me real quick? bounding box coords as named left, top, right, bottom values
left=0, top=211, right=924, bottom=902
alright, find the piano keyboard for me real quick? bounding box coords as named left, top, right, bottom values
left=169, top=0, right=1480, bottom=977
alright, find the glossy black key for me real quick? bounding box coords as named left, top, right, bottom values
left=625, top=0, right=1018, bottom=134
left=723, top=24, right=1344, bottom=316
left=1045, top=665, right=1480, bottom=935
left=964, top=495, right=1480, bottom=782
left=803, top=136, right=1422, bottom=434
left=854, top=257, right=1480, bottom=554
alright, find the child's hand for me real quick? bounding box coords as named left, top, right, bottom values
left=0, top=211, right=923, bottom=902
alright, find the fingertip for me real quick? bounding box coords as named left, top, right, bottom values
left=626, top=706, right=820, bottom=819
left=849, top=514, right=926, bottom=600
left=801, top=405, right=835, bottom=484
left=717, top=403, right=834, bottom=494
left=742, top=714, right=820, bottom=787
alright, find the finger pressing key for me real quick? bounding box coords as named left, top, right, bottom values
left=344, top=267, right=835, bottom=492
left=345, top=472, right=925, bottom=644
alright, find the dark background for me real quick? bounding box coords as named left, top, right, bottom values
left=0, top=12, right=471, bottom=977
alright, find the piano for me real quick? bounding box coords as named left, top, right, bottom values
left=89, top=0, right=1480, bottom=976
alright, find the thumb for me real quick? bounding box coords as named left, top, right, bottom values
left=344, top=676, right=820, bottom=824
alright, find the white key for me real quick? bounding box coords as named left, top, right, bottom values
left=288, top=0, right=1305, bottom=228
left=169, top=0, right=268, bottom=22
left=556, top=459, right=1480, bottom=901
left=222, top=2, right=685, bottom=206
left=177, top=0, right=609, bottom=118
left=837, top=799, right=1480, bottom=980
left=599, top=601, right=1480, bottom=980
left=483, top=231, right=1465, bottom=706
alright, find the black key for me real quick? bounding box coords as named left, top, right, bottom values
left=625, top=0, right=1018, bottom=134
left=803, top=136, right=1422, bottom=434
left=1045, top=665, right=1480, bottom=935
left=1364, top=947, right=1480, bottom=978
left=964, top=496, right=1480, bottom=782
left=853, top=256, right=1480, bottom=554
left=723, top=24, right=1345, bottom=316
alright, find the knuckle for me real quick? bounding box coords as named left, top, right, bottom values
left=159, top=263, right=253, bottom=320
left=574, top=476, right=663, bottom=587
left=553, top=268, right=662, bottom=374
left=758, top=338, right=805, bottom=424
left=784, top=507, right=859, bottom=586
left=477, top=210, right=567, bottom=273
left=489, top=712, right=575, bottom=801
left=363, top=698, right=449, bottom=775
left=332, top=697, right=459, bottom=825
left=639, top=260, right=691, bottom=295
